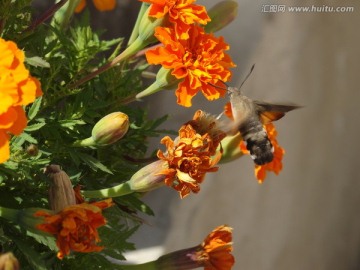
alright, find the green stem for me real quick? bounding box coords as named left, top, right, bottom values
left=0, top=207, right=49, bottom=235
left=136, top=67, right=180, bottom=99
left=82, top=182, right=133, bottom=198
left=71, top=137, right=95, bottom=147
left=136, top=80, right=165, bottom=99
left=24, top=0, right=69, bottom=33
left=0, top=206, right=18, bottom=222
left=69, top=37, right=148, bottom=88
left=52, top=0, right=81, bottom=30
left=128, top=3, right=149, bottom=46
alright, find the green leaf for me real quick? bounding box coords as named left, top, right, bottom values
left=77, top=153, right=113, bottom=174
left=28, top=97, right=42, bottom=120
left=11, top=136, right=26, bottom=148
left=11, top=234, right=49, bottom=270
left=59, top=119, right=86, bottom=128
left=25, top=122, right=46, bottom=132
left=19, top=132, right=38, bottom=144
left=26, top=231, right=58, bottom=252
left=25, top=56, right=50, bottom=68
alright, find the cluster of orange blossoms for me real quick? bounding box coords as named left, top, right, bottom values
left=157, top=110, right=226, bottom=198
left=224, top=102, right=285, bottom=183
left=0, top=38, right=42, bottom=163
left=143, top=0, right=236, bottom=107
left=35, top=199, right=113, bottom=259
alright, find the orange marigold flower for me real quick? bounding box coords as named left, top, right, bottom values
left=240, top=123, right=284, bottom=183
left=146, top=25, right=235, bottom=107
left=75, top=0, right=116, bottom=13
left=140, top=0, right=210, bottom=40
left=35, top=199, right=113, bottom=259
left=199, top=225, right=235, bottom=270
left=157, top=110, right=225, bottom=198
left=0, top=38, right=42, bottom=163
left=154, top=225, right=234, bottom=269
left=186, top=110, right=226, bottom=154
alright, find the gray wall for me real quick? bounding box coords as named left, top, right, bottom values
left=132, top=0, right=360, bottom=269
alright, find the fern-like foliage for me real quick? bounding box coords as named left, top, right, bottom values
left=0, top=1, right=171, bottom=268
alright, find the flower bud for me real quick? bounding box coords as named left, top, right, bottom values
left=136, top=67, right=181, bottom=99
left=205, top=0, right=238, bottom=33
left=0, top=206, right=51, bottom=236
left=219, top=133, right=244, bottom=163
left=128, top=160, right=167, bottom=192
left=0, top=253, right=19, bottom=270
left=91, top=112, right=129, bottom=146
left=138, top=4, right=165, bottom=44
left=26, top=144, right=39, bottom=156
left=46, top=165, right=76, bottom=213
left=82, top=160, right=168, bottom=199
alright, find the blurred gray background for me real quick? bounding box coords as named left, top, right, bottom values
left=38, top=0, right=360, bottom=269
left=127, top=0, right=360, bottom=269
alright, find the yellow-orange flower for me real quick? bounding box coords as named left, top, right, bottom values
left=75, top=0, right=116, bottom=13
left=240, top=123, right=284, bottom=183
left=35, top=199, right=113, bottom=259
left=140, top=0, right=210, bottom=40
left=199, top=225, right=235, bottom=270
left=157, top=110, right=225, bottom=198
left=146, top=25, right=235, bottom=107
left=0, top=38, right=42, bottom=163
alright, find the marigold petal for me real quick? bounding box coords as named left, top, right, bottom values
left=0, top=131, right=10, bottom=163
left=173, top=21, right=191, bottom=40
left=148, top=1, right=169, bottom=18
left=145, top=47, right=178, bottom=65
left=0, top=107, right=17, bottom=129
left=91, top=198, right=114, bottom=209
left=17, top=77, right=38, bottom=106
left=0, top=43, right=16, bottom=67
left=7, top=106, right=27, bottom=135
left=224, top=102, right=234, bottom=120
left=0, top=73, right=19, bottom=105
left=32, top=76, right=43, bottom=97
left=175, top=79, right=197, bottom=107
left=201, top=82, right=227, bottom=101
left=255, top=166, right=267, bottom=183
left=62, top=216, right=77, bottom=231
left=0, top=93, right=14, bottom=115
